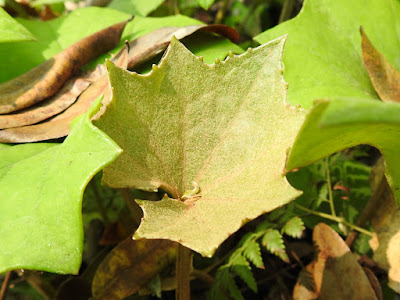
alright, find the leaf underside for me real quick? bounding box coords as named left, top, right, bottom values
left=94, top=36, right=305, bottom=256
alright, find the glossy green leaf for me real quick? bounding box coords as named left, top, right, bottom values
left=286, top=97, right=400, bottom=204
left=0, top=7, right=35, bottom=43
left=122, top=15, right=203, bottom=42
left=108, top=0, right=164, bottom=16
left=255, top=0, right=400, bottom=108
left=94, top=36, right=305, bottom=256
left=0, top=98, right=121, bottom=274
left=0, top=7, right=129, bottom=83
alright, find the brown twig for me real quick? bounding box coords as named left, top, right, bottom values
left=22, top=271, right=56, bottom=300
left=0, top=271, right=11, bottom=300
left=191, top=269, right=214, bottom=286
left=176, top=244, right=192, bottom=300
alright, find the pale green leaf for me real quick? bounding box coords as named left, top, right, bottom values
left=281, top=216, right=305, bottom=238
left=287, top=97, right=400, bottom=204
left=0, top=7, right=35, bottom=43
left=262, top=229, right=285, bottom=253
left=108, top=0, right=164, bottom=16
left=94, top=36, right=305, bottom=256
left=0, top=98, right=121, bottom=274
left=0, top=7, right=129, bottom=83
left=255, top=0, right=400, bottom=108
left=196, top=0, right=215, bottom=10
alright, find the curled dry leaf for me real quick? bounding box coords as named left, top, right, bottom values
left=0, top=24, right=239, bottom=143
left=0, top=72, right=96, bottom=129
left=0, top=18, right=130, bottom=114
left=0, top=49, right=127, bottom=143
left=92, top=238, right=177, bottom=300
left=293, top=223, right=378, bottom=300
left=361, top=27, right=400, bottom=102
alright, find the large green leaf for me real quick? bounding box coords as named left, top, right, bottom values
left=94, top=37, right=305, bottom=256
left=107, top=0, right=164, bottom=16
left=121, top=15, right=203, bottom=42
left=0, top=7, right=35, bottom=43
left=0, top=7, right=129, bottom=83
left=286, top=97, right=400, bottom=204
left=255, top=0, right=400, bottom=108
left=0, top=99, right=121, bottom=274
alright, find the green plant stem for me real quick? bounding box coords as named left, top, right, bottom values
left=294, top=204, right=373, bottom=237
left=278, top=0, right=296, bottom=24
left=176, top=244, right=192, bottom=300
left=325, top=157, right=337, bottom=217
left=21, top=271, right=56, bottom=300
left=0, top=271, right=11, bottom=300
left=215, top=0, right=230, bottom=24
left=5, top=0, right=29, bottom=18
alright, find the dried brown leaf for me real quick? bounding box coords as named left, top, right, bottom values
left=0, top=18, right=129, bottom=114
left=125, top=24, right=239, bottom=69
left=313, top=223, right=377, bottom=299
left=369, top=195, right=400, bottom=293
left=294, top=223, right=377, bottom=300
left=0, top=24, right=239, bottom=142
left=293, top=262, right=318, bottom=300
left=92, top=238, right=177, bottom=300
left=0, top=72, right=96, bottom=129
left=361, top=27, right=400, bottom=102
left=0, top=48, right=127, bottom=143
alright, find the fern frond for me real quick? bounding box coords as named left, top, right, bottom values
left=231, top=255, right=258, bottom=292
left=281, top=216, right=305, bottom=238
left=243, top=240, right=264, bottom=268
left=214, top=266, right=245, bottom=300
left=262, top=229, right=284, bottom=253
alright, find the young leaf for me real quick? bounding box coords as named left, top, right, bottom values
left=231, top=255, right=258, bottom=293
left=0, top=7, right=35, bottom=43
left=281, top=216, right=305, bottom=238
left=0, top=98, right=121, bottom=274
left=255, top=0, right=400, bottom=108
left=262, top=229, right=285, bottom=254
left=94, top=36, right=305, bottom=256
left=243, top=241, right=264, bottom=269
